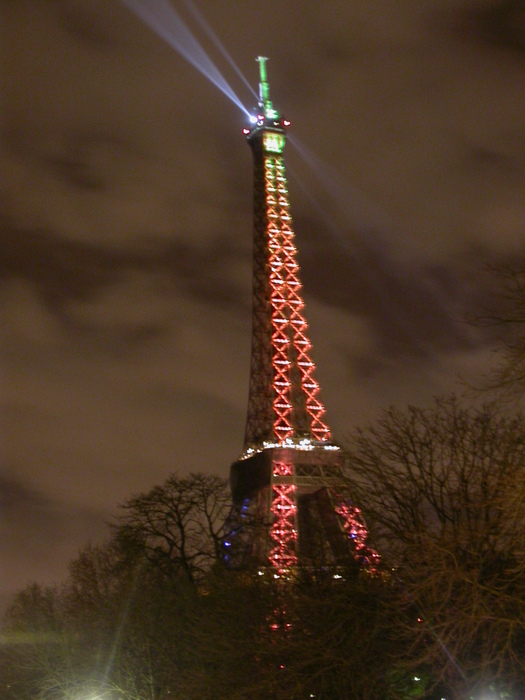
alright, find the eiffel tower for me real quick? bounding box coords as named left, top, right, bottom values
left=224, top=58, right=377, bottom=575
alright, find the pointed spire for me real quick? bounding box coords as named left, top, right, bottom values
left=256, top=56, right=277, bottom=118
left=256, top=56, right=271, bottom=111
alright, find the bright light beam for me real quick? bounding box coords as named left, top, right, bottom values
left=289, top=133, right=396, bottom=247
left=286, top=142, right=422, bottom=346
left=120, top=0, right=251, bottom=117
left=183, top=0, right=258, bottom=101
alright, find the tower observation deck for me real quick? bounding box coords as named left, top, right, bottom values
left=225, top=58, right=377, bottom=575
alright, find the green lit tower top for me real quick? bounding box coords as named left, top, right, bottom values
left=257, top=56, right=276, bottom=117
left=257, top=56, right=272, bottom=119
left=242, top=56, right=289, bottom=155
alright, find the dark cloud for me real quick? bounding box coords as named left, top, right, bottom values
left=56, top=0, right=121, bottom=48
left=457, top=0, right=525, bottom=53
left=26, top=131, right=146, bottom=192
left=0, top=224, right=120, bottom=305
left=297, top=210, right=506, bottom=365
left=135, top=385, right=245, bottom=443
left=45, top=152, right=106, bottom=191
left=0, top=219, right=248, bottom=315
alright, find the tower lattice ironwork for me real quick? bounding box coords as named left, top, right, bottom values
left=225, top=58, right=377, bottom=575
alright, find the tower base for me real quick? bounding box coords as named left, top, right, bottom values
left=224, top=447, right=376, bottom=573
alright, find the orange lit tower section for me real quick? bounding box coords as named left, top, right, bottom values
left=225, top=58, right=377, bottom=574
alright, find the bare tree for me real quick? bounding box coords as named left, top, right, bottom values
left=1, top=475, right=234, bottom=700
left=1, top=583, right=65, bottom=700
left=479, top=265, right=525, bottom=397
left=344, top=396, right=525, bottom=699
left=115, top=473, right=232, bottom=587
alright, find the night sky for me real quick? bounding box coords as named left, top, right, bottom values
left=2, top=0, right=525, bottom=607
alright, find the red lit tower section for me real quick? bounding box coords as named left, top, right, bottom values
left=225, top=58, right=377, bottom=575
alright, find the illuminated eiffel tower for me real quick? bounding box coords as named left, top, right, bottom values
left=224, top=58, right=377, bottom=575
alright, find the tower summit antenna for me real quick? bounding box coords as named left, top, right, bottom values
left=256, top=56, right=274, bottom=117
